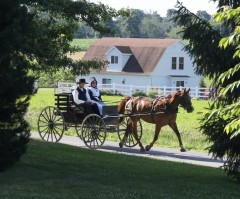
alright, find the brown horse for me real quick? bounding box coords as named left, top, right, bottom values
left=117, top=88, right=194, bottom=152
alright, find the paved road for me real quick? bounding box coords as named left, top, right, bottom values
left=31, top=132, right=224, bottom=168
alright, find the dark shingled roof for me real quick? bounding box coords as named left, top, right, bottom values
left=83, top=37, right=178, bottom=74
left=114, top=46, right=132, bottom=54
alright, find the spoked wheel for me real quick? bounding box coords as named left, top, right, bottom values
left=81, top=114, right=106, bottom=149
left=38, top=106, right=64, bottom=142
left=75, top=124, right=83, bottom=140
left=117, top=117, right=142, bottom=147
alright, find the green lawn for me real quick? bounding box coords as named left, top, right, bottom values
left=70, top=38, right=98, bottom=51
left=0, top=139, right=239, bottom=199
left=26, top=88, right=210, bottom=152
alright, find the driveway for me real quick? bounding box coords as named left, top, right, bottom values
left=31, top=132, right=224, bottom=168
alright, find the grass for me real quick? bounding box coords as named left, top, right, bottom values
left=70, top=38, right=98, bottom=51
left=26, top=88, right=210, bottom=152
left=0, top=139, right=239, bottom=199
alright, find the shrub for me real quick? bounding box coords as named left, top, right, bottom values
left=132, top=89, right=147, bottom=97
left=200, top=111, right=240, bottom=181
left=100, top=90, right=122, bottom=96
left=148, top=91, right=158, bottom=99
left=0, top=130, right=30, bottom=172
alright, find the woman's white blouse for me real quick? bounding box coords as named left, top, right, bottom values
left=88, top=87, right=100, bottom=100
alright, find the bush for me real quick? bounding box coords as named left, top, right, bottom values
left=148, top=90, right=158, bottom=99
left=200, top=112, right=240, bottom=181
left=132, top=89, right=147, bottom=97
left=0, top=130, right=30, bottom=172
left=100, top=90, right=122, bottom=96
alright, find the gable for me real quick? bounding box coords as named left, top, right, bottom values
left=83, top=38, right=179, bottom=74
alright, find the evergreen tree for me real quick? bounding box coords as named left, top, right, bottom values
left=0, top=0, right=124, bottom=171
left=172, top=0, right=240, bottom=181
left=0, top=0, right=34, bottom=171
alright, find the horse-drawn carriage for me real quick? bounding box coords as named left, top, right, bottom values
left=38, top=88, right=194, bottom=152
left=37, top=93, right=143, bottom=149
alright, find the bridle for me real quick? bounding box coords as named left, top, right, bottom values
left=179, top=94, right=193, bottom=112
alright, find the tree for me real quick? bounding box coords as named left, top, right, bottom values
left=172, top=0, right=240, bottom=181
left=140, top=12, right=164, bottom=38
left=166, top=26, right=183, bottom=39
left=172, top=1, right=239, bottom=101
left=196, top=10, right=211, bottom=21
left=203, top=6, right=240, bottom=181
left=199, top=77, right=206, bottom=88
left=118, top=9, right=145, bottom=37
left=166, top=9, right=177, bottom=18
left=0, top=0, right=34, bottom=171
left=0, top=0, right=125, bottom=171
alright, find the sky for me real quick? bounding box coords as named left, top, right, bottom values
left=89, top=0, right=218, bottom=17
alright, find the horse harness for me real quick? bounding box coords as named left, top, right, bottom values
left=150, top=97, right=178, bottom=123
left=124, top=96, right=178, bottom=123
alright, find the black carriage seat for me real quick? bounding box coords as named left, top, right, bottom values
left=68, top=94, right=86, bottom=116
left=55, top=93, right=85, bottom=116
left=69, top=94, right=101, bottom=116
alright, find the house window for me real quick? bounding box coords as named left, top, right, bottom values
left=179, top=57, right=184, bottom=70
left=102, top=78, right=112, bottom=85
left=172, top=57, right=177, bottom=70
left=111, top=56, right=118, bottom=64
left=176, top=81, right=184, bottom=87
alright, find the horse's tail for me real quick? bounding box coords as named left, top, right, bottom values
left=117, top=96, right=131, bottom=124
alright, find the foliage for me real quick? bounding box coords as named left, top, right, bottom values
left=173, top=0, right=240, bottom=181
left=132, top=89, right=147, bottom=97
left=196, top=10, right=212, bottom=21
left=0, top=131, right=30, bottom=172
left=172, top=1, right=239, bottom=84
left=36, top=68, right=76, bottom=88
left=0, top=0, right=126, bottom=172
left=119, top=9, right=145, bottom=38
left=201, top=110, right=240, bottom=181
left=140, top=11, right=166, bottom=38
left=203, top=6, right=240, bottom=181
left=100, top=90, right=123, bottom=96
left=199, top=77, right=207, bottom=88
left=215, top=6, right=240, bottom=108
left=75, top=8, right=214, bottom=39
left=70, top=38, right=98, bottom=51
left=148, top=91, right=158, bottom=99
left=0, top=0, right=34, bottom=172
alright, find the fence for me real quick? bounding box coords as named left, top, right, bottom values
left=57, top=82, right=212, bottom=99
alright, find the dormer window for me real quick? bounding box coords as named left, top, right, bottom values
left=111, top=56, right=118, bottom=64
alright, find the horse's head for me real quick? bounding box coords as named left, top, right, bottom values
left=179, top=88, right=194, bottom=113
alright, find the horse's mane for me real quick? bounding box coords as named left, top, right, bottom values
left=164, top=90, right=182, bottom=105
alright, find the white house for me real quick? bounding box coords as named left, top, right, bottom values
left=79, top=37, right=201, bottom=88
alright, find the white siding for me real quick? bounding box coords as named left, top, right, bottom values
left=106, top=47, right=131, bottom=72
left=151, top=41, right=201, bottom=87
left=79, top=40, right=201, bottom=88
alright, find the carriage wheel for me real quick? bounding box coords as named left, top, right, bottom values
left=75, top=124, right=83, bottom=140
left=38, top=106, right=64, bottom=142
left=81, top=114, right=106, bottom=149
left=117, top=117, right=142, bottom=147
